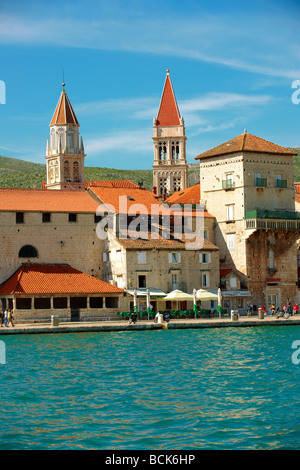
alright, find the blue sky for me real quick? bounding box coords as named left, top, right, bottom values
left=0, top=0, right=300, bottom=170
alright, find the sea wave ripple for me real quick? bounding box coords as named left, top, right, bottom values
left=1, top=326, right=300, bottom=450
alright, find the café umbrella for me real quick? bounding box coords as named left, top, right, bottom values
left=163, top=289, right=194, bottom=311
left=196, top=289, right=219, bottom=301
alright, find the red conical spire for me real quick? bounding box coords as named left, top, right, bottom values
left=156, top=70, right=181, bottom=127
left=50, top=83, right=79, bottom=126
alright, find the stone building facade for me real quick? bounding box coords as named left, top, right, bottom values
left=195, top=130, right=300, bottom=310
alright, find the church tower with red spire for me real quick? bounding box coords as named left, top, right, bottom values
left=152, top=70, right=188, bottom=197
left=45, top=83, right=86, bottom=190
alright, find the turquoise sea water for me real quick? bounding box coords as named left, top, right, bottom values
left=0, top=326, right=300, bottom=450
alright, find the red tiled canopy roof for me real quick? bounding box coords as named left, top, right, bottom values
left=156, top=71, right=181, bottom=127
left=50, top=89, right=79, bottom=126
left=195, top=132, right=298, bottom=160
left=0, top=263, right=125, bottom=295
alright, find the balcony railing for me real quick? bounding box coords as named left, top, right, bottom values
left=245, top=209, right=300, bottom=230
left=255, top=177, right=267, bottom=187
left=222, top=180, right=235, bottom=190
left=276, top=179, right=287, bottom=188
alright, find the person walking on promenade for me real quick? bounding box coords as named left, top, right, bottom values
left=0, top=308, right=4, bottom=327
left=8, top=309, right=14, bottom=327
left=293, top=303, right=299, bottom=316
left=4, top=309, right=8, bottom=327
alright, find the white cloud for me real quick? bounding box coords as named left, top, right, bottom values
left=85, top=128, right=152, bottom=155
left=0, top=6, right=300, bottom=80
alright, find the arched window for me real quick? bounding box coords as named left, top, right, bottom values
left=64, top=161, right=70, bottom=181
left=73, top=161, right=80, bottom=182
left=171, top=142, right=180, bottom=160
left=57, top=127, right=66, bottom=150
left=67, top=128, right=75, bottom=151
left=18, top=245, right=38, bottom=258
left=159, top=142, right=167, bottom=161
left=50, top=128, right=56, bottom=150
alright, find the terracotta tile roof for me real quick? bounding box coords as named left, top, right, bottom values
left=220, top=269, right=232, bottom=278
left=0, top=188, right=99, bottom=213
left=50, top=89, right=79, bottom=126
left=165, top=183, right=201, bottom=205
left=0, top=263, right=125, bottom=295
left=195, top=132, right=298, bottom=160
left=116, top=234, right=219, bottom=251
left=155, top=71, right=181, bottom=127
left=85, top=180, right=139, bottom=189
left=89, top=186, right=164, bottom=215
left=164, top=184, right=215, bottom=218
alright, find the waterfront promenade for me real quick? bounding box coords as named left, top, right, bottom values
left=1, top=314, right=300, bottom=335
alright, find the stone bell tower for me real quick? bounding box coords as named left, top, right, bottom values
left=152, top=70, right=188, bottom=197
left=45, top=83, right=86, bottom=190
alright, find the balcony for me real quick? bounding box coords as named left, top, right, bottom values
left=276, top=179, right=287, bottom=189
left=245, top=209, right=300, bottom=230
left=222, top=180, right=235, bottom=190
left=255, top=177, right=267, bottom=188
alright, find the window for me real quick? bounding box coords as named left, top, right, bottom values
left=227, top=174, right=233, bottom=184
left=16, top=298, right=31, bottom=310
left=138, top=275, right=146, bottom=288
left=68, top=213, right=77, bottom=223
left=18, top=245, right=38, bottom=258
left=172, top=273, right=179, bottom=290
left=34, top=298, right=51, bottom=309
left=90, top=297, right=103, bottom=308
left=275, top=174, right=287, bottom=188
left=64, top=161, right=70, bottom=181
left=137, top=251, right=147, bottom=264
left=202, top=273, right=209, bottom=288
left=199, top=252, right=211, bottom=264
left=268, top=248, right=275, bottom=269
left=73, top=161, right=80, bottom=182
left=159, top=142, right=167, bottom=161
left=53, top=298, right=68, bottom=309
left=230, top=277, right=237, bottom=288
left=94, top=214, right=102, bottom=223
left=117, top=276, right=124, bottom=288
left=106, top=297, right=119, bottom=308
left=169, top=252, right=181, bottom=263
left=159, top=178, right=167, bottom=195
left=226, top=205, right=234, bottom=221
left=16, top=212, right=24, bottom=224
left=227, top=234, right=235, bottom=251
left=116, top=250, right=122, bottom=263
left=42, top=212, right=51, bottom=223
left=67, top=129, right=75, bottom=150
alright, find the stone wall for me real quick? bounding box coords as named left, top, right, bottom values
left=0, top=211, right=104, bottom=284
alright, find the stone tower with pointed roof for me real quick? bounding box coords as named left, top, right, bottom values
left=195, top=130, right=299, bottom=309
left=45, top=83, right=86, bottom=190
left=152, top=70, right=188, bottom=197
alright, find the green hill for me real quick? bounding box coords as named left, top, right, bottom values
left=0, top=155, right=200, bottom=190
left=0, top=150, right=299, bottom=189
